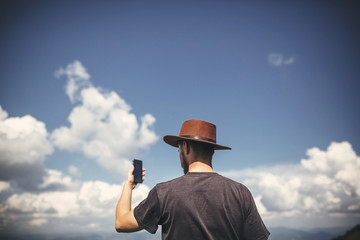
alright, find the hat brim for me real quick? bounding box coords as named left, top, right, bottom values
left=163, top=135, right=231, bottom=150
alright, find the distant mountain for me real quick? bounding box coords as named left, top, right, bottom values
left=0, top=231, right=160, bottom=240
left=0, top=225, right=358, bottom=240
left=268, top=225, right=360, bottom=240
left=331, top=224, right=360, bottom=240
left=269, top=227, right=338, bottom=240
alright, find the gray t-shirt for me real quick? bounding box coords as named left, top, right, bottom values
left=134, top=172, right=270, bottom=240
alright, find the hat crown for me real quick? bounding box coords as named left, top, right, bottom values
left=179, top=119, right=216, bottom=143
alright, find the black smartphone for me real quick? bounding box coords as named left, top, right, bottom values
left=133, top=159, right=143, bottom=183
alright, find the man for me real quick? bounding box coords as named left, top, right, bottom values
left=115, top=119, right=270, bottom=239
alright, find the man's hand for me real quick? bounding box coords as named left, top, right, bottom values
left=126, top=165, right=146, bottom=190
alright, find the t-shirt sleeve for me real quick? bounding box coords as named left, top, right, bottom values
left=133, top=187, right=161, bottom=234
left=243, top=188, right=270, bottom=240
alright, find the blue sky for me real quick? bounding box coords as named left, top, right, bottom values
left=0, top=0, right=359, bottom=238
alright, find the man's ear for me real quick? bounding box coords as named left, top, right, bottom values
left=183, top=141, right=190, bottom=154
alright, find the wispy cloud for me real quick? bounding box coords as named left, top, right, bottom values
left=68, top=165, right=81, bottom=178
left=268, top=53, right=295, bottom=67
left=54, top=60, right=91, bottom=103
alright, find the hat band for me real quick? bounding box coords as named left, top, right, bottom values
left=180, top=135, right=216, bottom=143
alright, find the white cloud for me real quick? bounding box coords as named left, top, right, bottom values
left=283, top=56, right=295, bottom=65
left=0, top=106, right=54, bottom=191
left=0, top=181, right=10, bottom=194
left=0, top=106, right=8, bottom=120
left=0, top=107, right=53, bottom=165
left=28, top=218, right=48, bottom=227
left=139, top=114, right=158, bottom=148
left=40, top=169, right=75, bottom=191
left=301, top=142, right=360, bottom=196
left=1, top=178, right=149, bottom=233
left=221, top=141, right=360, bottom=227
left=268, top=53, right=295, bottom=67
left=52, top=61, right=159, bottom=176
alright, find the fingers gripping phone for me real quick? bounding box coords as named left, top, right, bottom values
left=133, top=159, right=143, bottom=183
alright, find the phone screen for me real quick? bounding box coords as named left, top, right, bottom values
left=133, top=159, right=143, bottom=183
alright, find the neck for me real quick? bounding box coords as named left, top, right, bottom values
left=188, top=161, right=214, bottom=173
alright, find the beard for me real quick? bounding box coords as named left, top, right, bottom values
left=181, top=151, right=189, bottom=175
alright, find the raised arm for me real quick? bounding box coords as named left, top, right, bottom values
left=115, top=166, right=145, bottom=233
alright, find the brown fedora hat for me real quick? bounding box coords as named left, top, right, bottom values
left=163, top=119, right=231, bottom=150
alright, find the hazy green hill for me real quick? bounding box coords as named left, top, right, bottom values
left=332, top=224, right=360, bottom=240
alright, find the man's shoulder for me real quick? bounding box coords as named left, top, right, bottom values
left=214, top=173, right=247, bottom=186
left=153, top=173, right=250, bottom=194
left=213, top=173, right=253, bottom=194
left=155, top=175, right=185, bottom=188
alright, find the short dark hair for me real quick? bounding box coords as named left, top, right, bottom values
left=180, top=140, right=215, bottom=159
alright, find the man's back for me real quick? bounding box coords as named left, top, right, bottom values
left=134, top=172, right=269, bottom=240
